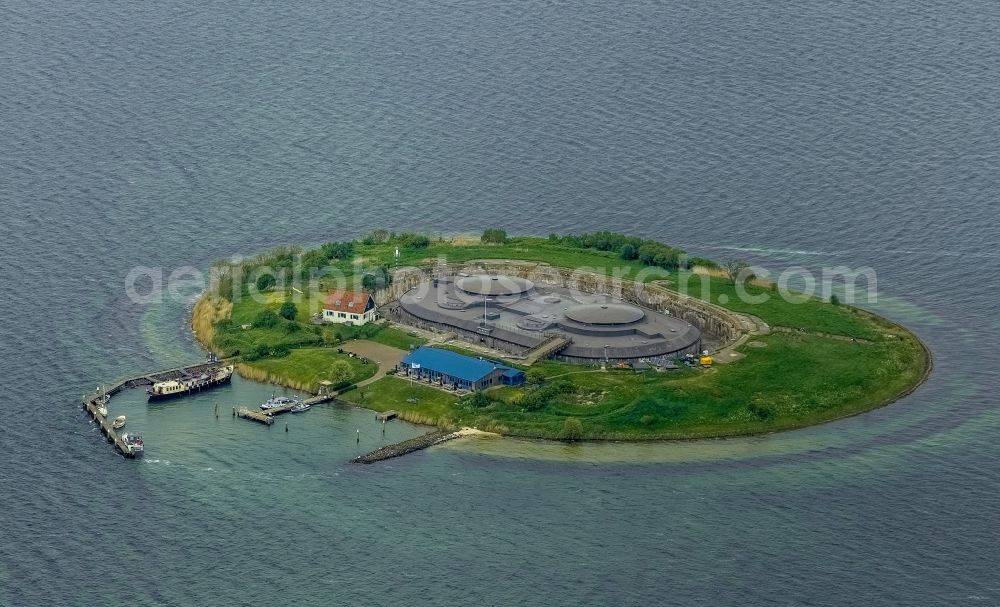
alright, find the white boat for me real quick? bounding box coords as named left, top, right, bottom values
left=122, top=433, right=144, bottom=454
left=289, top=402, right=311, bottom=413
left=260, top=396, right=293, bottom=410
left=112, top=415, right=126, bottom=429
left=95, top=390, right=109, bottom=416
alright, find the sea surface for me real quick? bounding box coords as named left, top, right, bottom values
left=2, top=1, right=999, bottom=605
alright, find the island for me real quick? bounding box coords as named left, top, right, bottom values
left=191, top=229, right=931, bottom=441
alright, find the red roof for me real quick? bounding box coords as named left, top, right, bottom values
left=324, top=291, right=373, bottom=313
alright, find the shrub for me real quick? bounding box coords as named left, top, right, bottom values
left=525, top=368, right=547, bottom=386
left=361, top=229, right=391, bottom=245
left=254, top=310, right=280, bottom=329
left=242, top=343, right=291, bottom=361
left=563, top=417, right=583, bottom=441
left=394, top=232, right=430, bottom=249
left=689, top=256, right=719, bottom=269
left=620, top=243, right=638, bottom=260
left=481, top=228, right=508, bottom=244
left=748, top=402, right=772, bottom=420
left=830, top=294, right=840, bottom=306
left=329, top=359, right=354, bottom=385
left=256, top=273, right=276, bottom=292
left=279, top=301, right=298, bottom=321
left=519, top=380, right=573, bottom=411
left=464, top=390, right=494, bottom=408
left=320, top=240, right=354, bottom=260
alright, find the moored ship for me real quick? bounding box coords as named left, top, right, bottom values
left=147, top=365, right=234, bottom=401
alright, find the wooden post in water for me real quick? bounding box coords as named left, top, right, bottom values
left=356, top=429, right=360, bottom=444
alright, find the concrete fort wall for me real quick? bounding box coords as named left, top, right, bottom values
left=377, top=260, right=744, bottom=353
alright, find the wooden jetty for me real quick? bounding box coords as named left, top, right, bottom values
left=81, top=359, right=234, bottom=458
left=375, top=410, right=398, bottom=421
left=266, top=393, right=338, bottom=416
left=233, top=392, right=341, bottom=424
left=352, top=429, right=462, bottom=464
left=236, top=407, right=274, bottom=425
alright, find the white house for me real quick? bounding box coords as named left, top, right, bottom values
left=322, top=290, right=377, bottom=325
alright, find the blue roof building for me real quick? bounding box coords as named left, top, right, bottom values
left=401, top=347, right=525, bottom=391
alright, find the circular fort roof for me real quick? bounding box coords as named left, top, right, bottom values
left=456, top=275, right=534, bottom=296
left=564, top=303, right=645, bottom=325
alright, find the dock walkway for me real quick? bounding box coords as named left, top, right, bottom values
left=233, top=392, right=341, bottom=423
left=236, top=407, right=274, bottom=425
left=81, top=359, right=234, bottom=458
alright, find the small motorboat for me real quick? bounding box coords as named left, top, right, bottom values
left=112, top=415, right=126, bottom=429
left=122, top=433, right=144, bottom=454
left=289, top=402, right=311, bottom=413
left=95, top=390, right=110, bottom=416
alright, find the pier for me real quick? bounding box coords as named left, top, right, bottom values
left=83, top=395, right=136, bottom=457
left=236, top=407, right=274, bottom=425
left=81, top=359, right=233, bottom=458
left=375, top=410, right=398, bottom=421
left=233, top=392, right=342, bottom=424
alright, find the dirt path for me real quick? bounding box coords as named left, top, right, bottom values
left=340, top=340, right=408, bottom=388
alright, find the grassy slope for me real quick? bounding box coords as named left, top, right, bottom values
left=202, top=236, right=930, bottom=440
left=339, top=376, right=460, bottom=427
left=239, top=348, right=377, bottom=393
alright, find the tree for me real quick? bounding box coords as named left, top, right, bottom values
left=279, top=301, right=298, bottom=321
left=724, top=259, right=751, bottom=284
left=563, top=417, right=583, bottom=441
left=329, top=359, right=354, bottom=386
left=256, top=273, right=276, bottom=292
left=481, top=228, right=508, bottom=244
left=620, top=243, right=638, bottom=260
left=362, top=266, right=393, bottom=291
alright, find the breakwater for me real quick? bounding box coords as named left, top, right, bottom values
left=352, top=429, right=461, bottom=464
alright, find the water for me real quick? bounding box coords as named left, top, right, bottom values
left=2, top=0, right=999, bottom=605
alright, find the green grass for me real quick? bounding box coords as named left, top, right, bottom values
left=363, top=326, right=925, bottom=440
left=240, top=348, right=377, bottom=392
left=196, top=233, right=931, bottom=441
left=339, top=376, right=460, bottom=426
left=356, top=325, right=425, bottom=351
left=361, top=237, right=652, bottom=279
left=674, top=272, right=881, bottom=339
